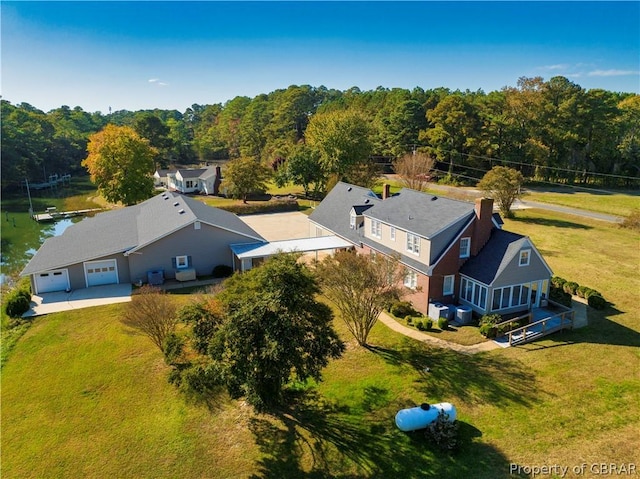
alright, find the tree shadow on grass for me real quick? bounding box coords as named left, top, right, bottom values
left=367, top=339, right=540, bottom=408
left=510, top=216, right=592, bottom=230
left=249, top=390, right=522, bottom=479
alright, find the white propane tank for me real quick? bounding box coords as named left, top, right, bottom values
left=395, top=402, right=457, bottom=432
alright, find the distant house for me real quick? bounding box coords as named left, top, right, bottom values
left=21, top=192, right=264, bottom=294
left=160, top=165, right=222, bottom=195
left=309, top=182, right=553, bottom=317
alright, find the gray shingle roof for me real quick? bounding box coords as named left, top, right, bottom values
left=21, top=192, right=264, bottom=275
left=459, top=229, right=529, bottom=284
left=309, top=182, right=380, bottom=244
left=365, top=188, right=475, bottom=239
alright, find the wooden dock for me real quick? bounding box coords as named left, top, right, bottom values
left=33, top=208, right=102, bottom=222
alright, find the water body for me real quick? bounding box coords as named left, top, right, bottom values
left=0, top=217, right=77, bottom=285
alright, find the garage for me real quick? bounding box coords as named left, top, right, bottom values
left=84, top=260, right=118, bottom=287
left=35, top=269, right=70, bottom=294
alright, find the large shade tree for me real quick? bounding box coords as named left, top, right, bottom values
left=83, top=124, right=156, bottom=205
left=209, top=253, right=345, bottom=411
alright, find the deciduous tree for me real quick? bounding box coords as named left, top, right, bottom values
left=121, top=285, right=178, bottom=352
left=223, top=156, right=272, bottom=203
left=317, top=250, right=406, bottom=347
left=477, top=166, right=524, bottom=217
left=393, top=151, right=435, bottom=191
left=83, top=124, right=156, bottom=205
left=210, top=254, right=344, bottom=411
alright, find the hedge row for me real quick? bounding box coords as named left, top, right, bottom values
left=551, top=276, right=607, bottom=310
left=219, top=199, right=299, bottom=215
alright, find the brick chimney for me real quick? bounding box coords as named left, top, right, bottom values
left=382, top=183, right=391, bottom=200
left=472, top=197, right=494, bottom=255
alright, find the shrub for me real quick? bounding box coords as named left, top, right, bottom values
left=212, top=264, right=233, bottom=278
left=576, top=285, right=589, bottom=298
left=437, top=317, right=449, bottom=330
left=405, top=315, right=413, bottom=324
left=390, top=301, right=418, bottom=318
left=479, top=313, right=502, bottom=338
left=424, top=318, right=433, bottom=330
left=588, top=293, right=607, bottom=310
left=5, top=292, right=31, bottom=318
left=551, top=276, right=566, bottom=289
left=4, top=280, right=32, bottom=318
left=620, top=209, right=640, bottom=231
left=563, top=281, right=579, bottom=295
left=425, top=410, right=459, bottom=452
left=550, top=286, right=572, bottom=307
left=415, top=319, right=425, bottom=331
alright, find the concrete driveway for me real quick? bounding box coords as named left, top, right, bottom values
left=23, top=283, right=132, bottom=317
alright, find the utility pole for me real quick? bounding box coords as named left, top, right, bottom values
left=25, top=178, right=34, bottom=218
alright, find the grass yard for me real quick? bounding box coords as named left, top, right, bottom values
left=522, top=188, right=639, bottom=218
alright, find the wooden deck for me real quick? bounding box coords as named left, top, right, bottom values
left=32, top=208, right=102, bottom=222
left=495, top=302, right=575, bottom=346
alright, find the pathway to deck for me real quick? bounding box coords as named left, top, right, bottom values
left=378, top=312, right=500, bottom=355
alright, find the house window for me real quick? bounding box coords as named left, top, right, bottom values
left=406, top=233, right=420, bottom=255
left=176, top=255, right=189, bottom=269
left=390, top=227, right=396, bottom=241
left=404, top=270, right=418, bottom=289
left=370, top=219, right=381, bottom=238
left=194, top=221, right=201, bottom=230
left=491, top=283, right=531, bottom=311
left=350, top=214, right=356, bottom=229
left=519, top=249, right=531, bottom=266
left=460, top=277, right=487, bottom=310
left=443, top=275, right=455, bottom=295
left=460, top=237, right=470, bottom=258
left=186, top=180, right=194, bottom=189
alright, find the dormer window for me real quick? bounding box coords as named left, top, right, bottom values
left=460, top=237, right=470, bottom=258
left=406, top=233, right=420, bottom=255
left=371, top=219, right=381, bottom=238
left=519, top=249, right=531, bottom=266
left=390, top=226, right=396, bottom=241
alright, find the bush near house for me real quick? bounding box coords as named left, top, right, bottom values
left=479, top=314, right=502, bottom=338
left=437, top=317, right=449, bottom=330
left=550, top=276, right=607, bottom=309
left=390, top=301, right=418, bottom=318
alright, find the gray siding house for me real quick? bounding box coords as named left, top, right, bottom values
left=309, top=182, right=552, bottom=317
left=21, top=192, right=265, bottom=294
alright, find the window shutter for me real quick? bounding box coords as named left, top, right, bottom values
left=171, top=257, right=177, bottom=268
left=187, top=256, right=192, bottom=267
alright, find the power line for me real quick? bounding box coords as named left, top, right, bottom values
left=405, top=144, right=640, bottom=181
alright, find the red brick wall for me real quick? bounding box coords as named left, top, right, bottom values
left=472, top=198, right=494, bottom=255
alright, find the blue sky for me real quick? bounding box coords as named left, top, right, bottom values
left=2, top=1, right=638, bottom=114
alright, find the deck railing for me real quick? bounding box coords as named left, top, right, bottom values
left=505, top=309, right=575, bottom=346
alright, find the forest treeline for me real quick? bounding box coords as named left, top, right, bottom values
left=2, top=75, right=639, bottom=193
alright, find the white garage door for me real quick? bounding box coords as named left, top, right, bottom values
left=85, top=260, right=118, bottom=287
left=35, top=269, right=69, bottom=293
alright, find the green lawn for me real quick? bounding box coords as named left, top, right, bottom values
left=522, top=188, right=639, bottom=218
left=2, top=184, right=639, bottom=478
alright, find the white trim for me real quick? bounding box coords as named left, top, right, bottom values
left=519, top=249, right=531, bottom=266
left=84, top=259, right=119, bottom=287
left=390, top=226, right=396, bottom=241
left=176, top=255, right=189, bottom=269
left=443, top=275, right=455, bottom=295
left=404, top=270, right=418, bottom=289
left=459, top=237, right=470, bottom=258
left=34, top=269, right=70, bottom=294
